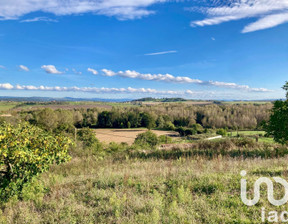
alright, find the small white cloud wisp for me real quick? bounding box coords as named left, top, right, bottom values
left=20, top=17, right=58, bottom=23
left=19, top=65, right=29, bottom=72
left=144, top=50, right=177, bottom=56
left=87, top=68, right=98, bottom=75
left=41, top=65, right=63, bottom=74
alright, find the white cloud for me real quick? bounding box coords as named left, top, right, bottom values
left=87, top=68, right=98, bottom=75
left=0, top=83, right=279, bottom=99
left=19, top=65, right=29, bottom=71
left=145, top=50, right=177, bottom=56
left=0, top=65, right=5, bottom=69
left=101, top=69, right=271, bottom=92
left=0, top=82, right=180, bottom=95
left=190, top=0, right=288, bottom=33
left=0, top=0, right=167, bottom=21
left=101, top=69, right=203, bottom=84
left=0, top=83, right=13, bottom=89
left=242, top=12, right=288, bottom=33
left=20, top=17, right=58, bottom=23
left=41, top=65, right=63, bottom=74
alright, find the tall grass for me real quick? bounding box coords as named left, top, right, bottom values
left=1, top=138, right=288, bottom=223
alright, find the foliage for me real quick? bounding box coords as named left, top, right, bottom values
left=140, top=112, right=156, bottom=130
left=0, top=122, right=72, bottom=202
left=158, top=135, right=173, bottom=144
left=134, top=131, right=158, bottom=147
left=216, top=128, right=227, bottom=136
left=77, top=128, right=100, bottom=149
left=175, top=127, right=197, bottom=137
left=164, top=121, right=175, bottom=130
left=265, top=100, right=288, bottom=145
left=283, top=81, right=288, bottom=99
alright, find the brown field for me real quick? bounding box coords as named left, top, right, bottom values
left=94, top=128, right=179, bottom=144
left=14, top=104, right=112, bottom=112
left=140, top=101, right=213, bottom=106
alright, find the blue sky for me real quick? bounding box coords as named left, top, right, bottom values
left=0, top=0, right=287, bottom=100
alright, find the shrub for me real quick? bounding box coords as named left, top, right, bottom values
left=216, top=128, right=227, bottom=136
left=134, top=131, right=159, bottom=147
left=77, top=128, right=100, bottom=149
left=164, top=121, right=175, bottom=130
left=158, top=135, right=173, bottom=144
left=0, top=122, right=72, bottom=202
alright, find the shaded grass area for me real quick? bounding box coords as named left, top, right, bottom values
left=0, top=102, right=20, bottom=112
left=130, top=138, right=285, bottom=160
left=1, top=139, right=288, bottom=223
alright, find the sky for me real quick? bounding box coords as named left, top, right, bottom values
left=0, top=0, right=287, bottom=100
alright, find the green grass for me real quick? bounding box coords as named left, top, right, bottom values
left=1, top=139, right=288, bottom=223
left=0, top=102, right=20, bottom=112
left=229, top=131, right=275, bottom=143
left=230, top=131, right=266, bottom=137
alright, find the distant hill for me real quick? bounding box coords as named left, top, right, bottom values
left=131, top=97, right=187, bottom=102
left=0, top=96, right=131, bottom=102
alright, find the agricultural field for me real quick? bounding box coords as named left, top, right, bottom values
left=94, top=128, right=179, bottom=144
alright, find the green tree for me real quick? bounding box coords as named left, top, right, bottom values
left=0, top=122, right=71, bottom=201
left=156, top=116, right=165, bottom=129
left=35, top=108, right=58, bottom=132
left=140, top=112, right=156, bottom=130
left=283, top=81, right=288, bottom=99
left=265, top=82, right=288, bottom=144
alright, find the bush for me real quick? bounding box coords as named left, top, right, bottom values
left=164, top=121, right=175, bottom=130
left=0, top=122, right=72, bottom=202
left=158, top=135, right=173, bottom=144
left=134, top=131, right=159, bottom=147
left=77, top=128, right=100, bottom=149
left=216, top=128, right=227, bottom=136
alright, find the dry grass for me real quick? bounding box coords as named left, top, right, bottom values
left=94, top=129, right=179, bottom=144
left=2, top=153, right=288, bottom=223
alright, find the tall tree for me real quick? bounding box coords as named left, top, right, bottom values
left=265, top=82, right=288, bottom=144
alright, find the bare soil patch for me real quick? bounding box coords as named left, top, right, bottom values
left=94, top=128, right=179, bottom=144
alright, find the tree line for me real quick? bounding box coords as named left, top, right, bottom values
left=18, top=103, right=272, bottom=134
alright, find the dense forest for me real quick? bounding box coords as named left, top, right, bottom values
left=15, top=103, right=272, bottom=134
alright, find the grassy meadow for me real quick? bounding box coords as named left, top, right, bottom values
left=1, top=138, right=288, bottom=223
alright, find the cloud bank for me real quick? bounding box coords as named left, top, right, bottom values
left=190, top=0, right=288, bottom=33
left=0, top=83, right=180, bottom=95
left=101, top=69, right=271, bottom=92
left=0, top=0, right=167, bottom=21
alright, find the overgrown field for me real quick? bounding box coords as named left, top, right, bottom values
left=1, top=137, right=288, bottom=223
